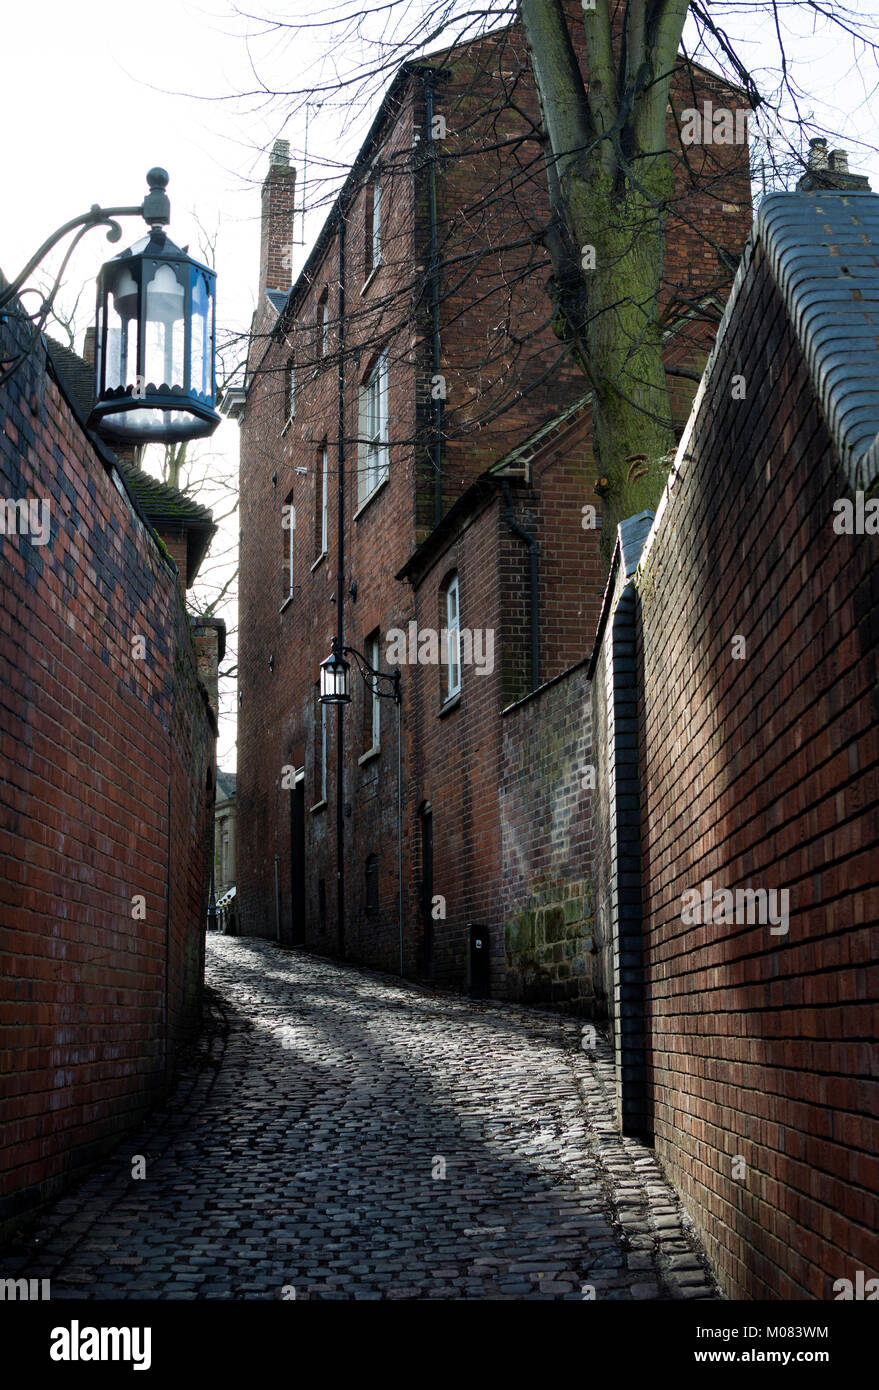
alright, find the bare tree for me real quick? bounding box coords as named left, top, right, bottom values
left=222, top=0, right=879, bottom=545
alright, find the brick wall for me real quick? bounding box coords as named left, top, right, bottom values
left=500, top=660, right=594, bottom=1010
left=403, top=466, right=601, bottom=1003
left=591, top=197, right=879, bottom=1298
left=404, top=495, right=504, bottom=988
left=0, top=312, right=216, bottom=1240
left=237, top=83, right=420, bottom=953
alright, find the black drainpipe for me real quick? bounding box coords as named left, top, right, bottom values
left=335, top=211, right=346, bottom=961
left=424, top=70, right=443, bottom=528
left=501, top=482, right=539, bottom=692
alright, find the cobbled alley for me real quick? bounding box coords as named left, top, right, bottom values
left=0, top=937, right=718, bottom=1300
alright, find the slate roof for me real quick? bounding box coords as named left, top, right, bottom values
left=487, top=391, right=594, bottom=480
left=618, top=511, right=655, bottom=578
left=216, top=770, right=237, bottom=801
left=739, top=191, right=879, bottom=490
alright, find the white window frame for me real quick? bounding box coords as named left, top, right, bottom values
left=359, top=351, right=389, bottom=504
left=445, top=575, right=461, bottom=699
left=320, top=293, right=329, bottom=356
left=319, top=699, right=328, bottom=802
left=367, top=632, right=381, bottom=750
left=320, top=444, right=329, bottom=556
left=370, top=176, right=382, bottom=271
left=284, top=490, right=295, bottom=600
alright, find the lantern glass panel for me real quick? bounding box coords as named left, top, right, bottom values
left=106, top=266, right=139, bottom=390
left=144, top=263, right=185, bottom=388
left=95, top=302, right=104, bottom=393
left=320, top=653, right=350, bottom=703
left=190, top=270, right=212, bottom=397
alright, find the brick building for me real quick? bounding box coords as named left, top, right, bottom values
left=215, top=770, right=237, bottom=896
left=235, top=11, right=752, bottom=997
left=0, top=311, right=221, bottom=1241
left=590, top=189, right=879, bottom=1297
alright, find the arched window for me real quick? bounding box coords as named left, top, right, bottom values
left=443, top=572, right=461, bottom=699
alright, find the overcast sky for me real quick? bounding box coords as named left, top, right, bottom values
left=4, top=0, right=879, bottom=771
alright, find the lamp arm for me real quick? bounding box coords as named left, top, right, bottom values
left=0, top=204, right=144, bottom=313
left=342, top=644, right=401, bottom=703
left=0, top=221, right=96, bottom=389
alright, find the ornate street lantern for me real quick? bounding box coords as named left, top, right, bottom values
left=88, top=169, right=220, bottom=445
left=319, top=638, right=351, bottom=704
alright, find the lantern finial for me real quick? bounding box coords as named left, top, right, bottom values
left=143, top=169, right=171, bottom=228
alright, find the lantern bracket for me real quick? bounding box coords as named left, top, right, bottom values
left=0, top=169, right=173, bottom=388
left=343, top=643, right=402, bottom=705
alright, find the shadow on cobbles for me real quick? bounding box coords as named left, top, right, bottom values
left=0, top=936, right=717, bottom=1301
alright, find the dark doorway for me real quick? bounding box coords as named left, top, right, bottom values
left=290, top=779, right=306, bottom=944
left=419, top=804, right=433, bottom=977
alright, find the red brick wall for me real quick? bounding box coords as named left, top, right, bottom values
left=237, top=85, right=420, bottom=952
left=161, top=530, right=188, bottom=591
left=0, top=318, right=215, bottom=1240
left=404, top=497, right=504, bottom=988
left=627, top=247, right=879, bottom=1297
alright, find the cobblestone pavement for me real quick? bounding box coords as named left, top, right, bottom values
left=1, top=937, right=720, bottom=1300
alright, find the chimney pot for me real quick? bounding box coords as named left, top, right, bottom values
left=797, top=136, right=870, bottom=192
left=808, top=137, right=828, bottom=169
left=270, top=139, right=291, bottom=167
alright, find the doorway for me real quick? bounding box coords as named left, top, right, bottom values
left=419, top=803, right=433, bottom=977
left=290, top=770, right=306, bottom=944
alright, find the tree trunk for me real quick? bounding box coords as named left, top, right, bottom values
left=519, top=0, right=688, bottom=554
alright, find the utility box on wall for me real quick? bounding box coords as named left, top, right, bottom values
left=468, top=923, right=490, bottom=998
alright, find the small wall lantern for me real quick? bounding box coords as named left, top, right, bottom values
left=319, top=638, right=352, bottom=704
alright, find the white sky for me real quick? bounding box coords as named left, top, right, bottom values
left=4, top=0, right=879, bottom=773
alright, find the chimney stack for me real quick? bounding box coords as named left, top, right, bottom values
left=82, top=326, right=96, bottom=367
left=798, top=137, right=871, bottom=192
left=260, top=139, right=296, bottom=297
